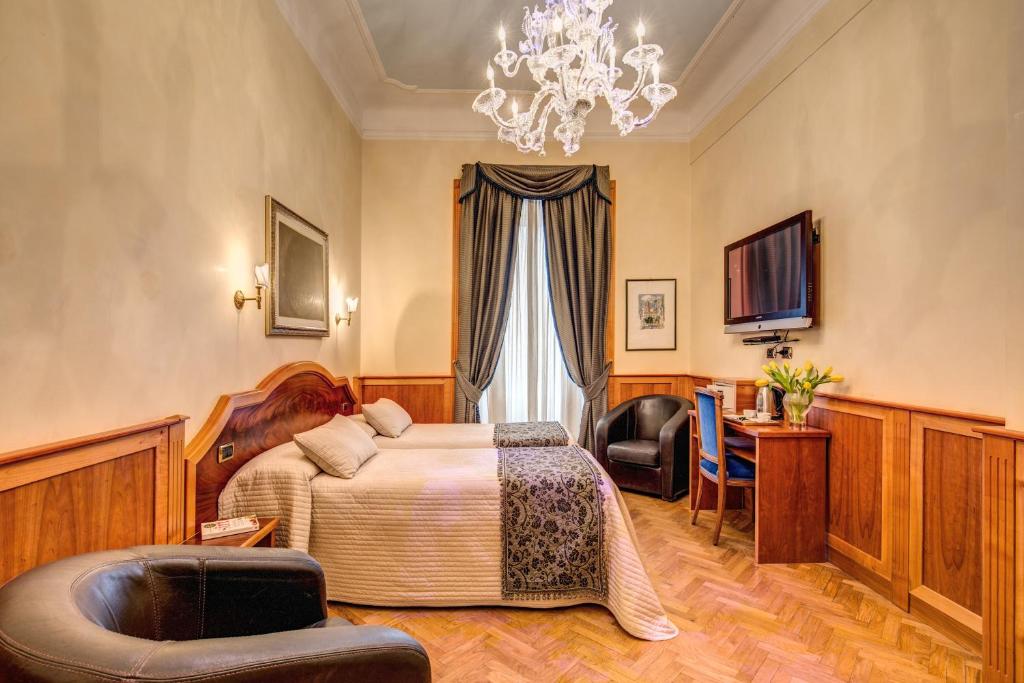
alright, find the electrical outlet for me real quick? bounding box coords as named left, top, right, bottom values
left=777, top=346, right=794, bottom=359
left=217, top=442, right=235, bottom=463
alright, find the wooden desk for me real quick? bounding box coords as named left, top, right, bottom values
left=689, top=411, right=829, bottom=564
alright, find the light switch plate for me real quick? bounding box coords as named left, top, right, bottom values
left=217, top=442, right=235, bottom=463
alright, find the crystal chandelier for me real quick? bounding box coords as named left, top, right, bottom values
left=472, top=0, right=677, bottom=157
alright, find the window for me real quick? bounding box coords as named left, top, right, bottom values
left=480, top=201, right=583, bottom=438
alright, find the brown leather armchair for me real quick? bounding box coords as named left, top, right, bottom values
left=595, top=394, right=694, bottom=501
left=0, top=545, right=430, bottom=682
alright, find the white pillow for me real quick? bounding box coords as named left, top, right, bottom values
left=361, top=398, right=413, bottom=438
left=349, top=413, right=378, bottom=438
left=293, top=414, right=378, bottom=478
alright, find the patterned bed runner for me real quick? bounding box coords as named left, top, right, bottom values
left=493, top=421, right=570, bottom=448
left=497, top=445, right=607, bottom=601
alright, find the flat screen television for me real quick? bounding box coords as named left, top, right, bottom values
left=724, top=210, right=815, bottom=334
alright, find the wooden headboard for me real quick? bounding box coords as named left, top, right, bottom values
left=184, top=362, right=357, bottom=536
left=0, top=416, right=187, bottom=584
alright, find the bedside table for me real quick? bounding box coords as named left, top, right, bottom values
left=182, top=517, right=278, bottom=548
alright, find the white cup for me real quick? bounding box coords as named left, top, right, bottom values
left=743, top=409, right=757, bottom=419
left=756, top=411, right=772, bottom=421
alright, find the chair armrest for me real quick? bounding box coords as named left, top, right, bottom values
left=658, top=401, right=693, bottom=498
left=139, top=625, right=431, bottom=683
left=594, top=401, right=634, bottom=467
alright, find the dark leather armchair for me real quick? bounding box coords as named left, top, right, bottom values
left=0, top=545, right=430, bottom=682
left=595, top=394, right=694, bottom=501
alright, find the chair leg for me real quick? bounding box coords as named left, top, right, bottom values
left=690, top=477, right=704, bottom=526
left=712, top=481, right=727, bottom=546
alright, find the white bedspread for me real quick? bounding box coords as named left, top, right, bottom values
left=371, top=422, right=575, bottom=449
left=371, top=423, right=497, bottom=449
left=308, top=449, right=677, bottom=641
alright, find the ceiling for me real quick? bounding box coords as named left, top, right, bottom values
left=276, top=0, right=829, bottom=142
left=358, top=0, right=734, bottom=91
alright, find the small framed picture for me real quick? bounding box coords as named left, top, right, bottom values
left=266, top=196, right=330, bottom=337
left=626, top=279, right=676, bottom=351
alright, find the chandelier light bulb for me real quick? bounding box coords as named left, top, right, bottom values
left=472, top=0, right=678, bottom=156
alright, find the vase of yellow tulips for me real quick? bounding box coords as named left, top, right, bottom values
left=755, top=360, right=844, bottom=427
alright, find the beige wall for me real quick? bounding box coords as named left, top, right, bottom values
left=689, top=0, right=1011, bottom=419
left=360, top=139, right=691, bottom=376
left=0, top=0, right=362, bottom=451
left=1008, top=0, right=1024, bottom=429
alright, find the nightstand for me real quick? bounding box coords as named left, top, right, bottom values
left=182, top=517, right=278, bottom=548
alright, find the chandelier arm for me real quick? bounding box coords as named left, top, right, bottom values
left=633, top=103, right=663, bottom=129
left=497, top=53, right=531, bottom=79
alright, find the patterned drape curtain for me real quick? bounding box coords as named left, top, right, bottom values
left=455, top=162, right=612, bottom=449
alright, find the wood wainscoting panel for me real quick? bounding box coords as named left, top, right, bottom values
left=976, top=427, right=1024, bottom=682
left=358, top=376, right=455, bottom=424
left=809, top=397, right=900, bottom=602
left=0, top=416, right=186, bottom=585
left=608, top=375, right=682, bottom=409
left=910, top=413, right=985, bottom=647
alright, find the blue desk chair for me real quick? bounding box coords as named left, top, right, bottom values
left=690, top=387, right=757, bottom=545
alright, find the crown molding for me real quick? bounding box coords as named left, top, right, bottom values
left=277, top=0, right=829, bottom=146
left=360, top=128, right=692, bottom=143
left=688, top=0, right=831, bottom=135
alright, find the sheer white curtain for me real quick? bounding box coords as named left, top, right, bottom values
left=480, top=201, right=583, bottom=439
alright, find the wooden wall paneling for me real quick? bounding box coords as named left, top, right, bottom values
left=358, top=376, right=455, bottom=424
left=976, top=427, right=1024, bottom=682
left=891, top=409, right=912, bottom=610
left=734, top=380, right=757, bottom=413
left=0, top=416, right=187, bottom=585
left=608, top=375, right=682, bottom=409
left=980, top=432, right=1017, bottom=682
left=909, top=412, right=984, bottom=647
left=677, top=376, right=696, bottom=404
left=809, top=397, right=898, bottom=601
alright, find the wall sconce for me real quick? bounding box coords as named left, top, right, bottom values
left=335, top=297, right=359, bottom=326
left=234, top=263, right=269, bottom=310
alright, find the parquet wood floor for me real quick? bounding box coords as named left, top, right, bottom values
left=329, top=493, right=982, bottom=682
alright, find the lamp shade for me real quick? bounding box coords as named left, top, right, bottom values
left=345, top=296, right=359, bottom=313
left=254, top=263, right=270, bottom=288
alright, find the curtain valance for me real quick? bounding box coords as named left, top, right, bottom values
left=459, top=163, right=612, bottom=203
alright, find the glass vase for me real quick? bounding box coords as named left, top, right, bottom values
left=783, top=391, right=812, bottom=427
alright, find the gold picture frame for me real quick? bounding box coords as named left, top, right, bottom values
left=265, top=196, right=329, bottom=337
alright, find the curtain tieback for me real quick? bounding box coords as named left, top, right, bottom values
left=582, top=363, right=612, bottom=403
left=453, top=361, right=484, bottom=405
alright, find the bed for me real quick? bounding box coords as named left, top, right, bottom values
left=185, top=362, right=677, bottom=642
left=359, top=418, right=573, bottom=450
